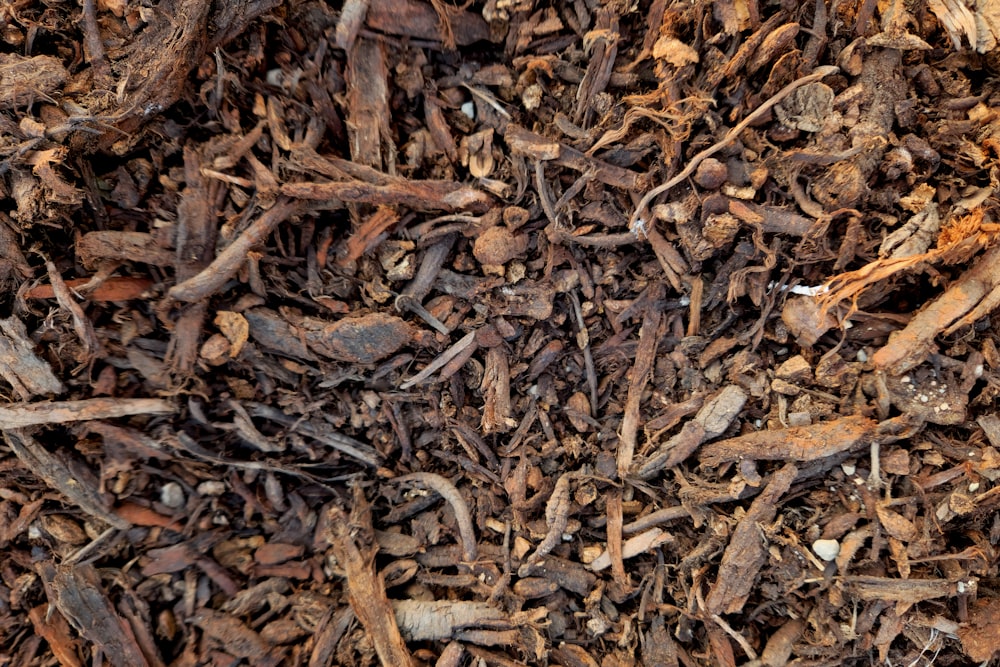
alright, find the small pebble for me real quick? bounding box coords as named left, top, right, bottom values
left=969, top=482, right=980, bottom=492
left=841, top=463, right=856, bottom=476
left=461, top=101, right=475, bottom=119
left=812, top=538, right=841, bottom=562
left=160, top=482, right=185, bottom=509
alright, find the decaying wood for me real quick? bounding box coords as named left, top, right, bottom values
left=281, top=178, right=492, bottom=213
left=0, top=397, right=173, bottom=429
left=40, top=563, right=151, bottom=666
left=616, top=299, right=662, bottom=477
left=4, top=429, right=131, bottom=529
left=325, top=488, right=414, bottom=667
left=872, top=243, right=1000, bottom=375
left=634, top=385, right=747, bottom=479
left=698, top=415, right=876, bottom=466
left=391, top=600, right=507, bottom=641
left=0, top=316, right=63, bottom=399
left=705, top=463, right=798, bottom=615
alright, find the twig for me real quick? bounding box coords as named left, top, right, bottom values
left=393, top=472, right=478, bottom=562
left=395, top=236, right=454, bottom=334
left=81, top=0, right=112, bottom=90
left=629, top=65, right=840, bottom=234
left=0, top=397, right=173, bottom=429
left=168, top=198, right=303, bottom=302
left=712, top=614, right=758, bottom=661
left=399, top=330, right=477, bottom=389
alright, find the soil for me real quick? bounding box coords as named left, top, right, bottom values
left=1, top=0, right=1000, bottom=665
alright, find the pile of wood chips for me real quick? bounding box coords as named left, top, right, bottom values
left=1, top=0, right=1000, bottom=664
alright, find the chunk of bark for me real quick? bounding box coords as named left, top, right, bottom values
left=365, top=0, right=490, bottom=46
left=4, top=429, right=131, bottom=529
left=634, top=385, right=748, bottom=479
left=873, top=243, right=1000, bottom=375
left=345, top=37, right=390, bottom=169
left=705, top=463, right=798, bottom=614
left=0, top=317, right=63, bottom=399
left=300, top=312, right=412, bottom=364
left=324, top=487, right=414, bottom=667
left=40, top=563, right=149, bottom=667
left=699, top=414, right=875, bottom=466
left=0, top=54, right=67, bottom=109
left=391, top=600, right=507, bottom=641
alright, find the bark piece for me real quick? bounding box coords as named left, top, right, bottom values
left=0, top=316, right=63, bottom=400
left=41, top=563, right=149, bottom=667
left=616, top=301, right=661, bottom=477
left=873, top=243, right=1000, bottom=375
left=699, top=414, right=876, bottom=466
left=391, top=600, right=507, bottom=641
left=366, top=0, right=490, bottom=46
left=189, top=609, right=281, bottom=666
left=705, top=463, right=798, bottom=615
left=634, top=385, right=748, bottom=479
left=959, top=596, right=1000, bottom=662
left=301, top=312, right=412, bottom=364
left=0, top=54, right=67, bottom=109
left=0, top=397, right=173, bottom=429
left=345, top=37, right=390, bottom=169
left=843, top=575, right=976, bottom=604
left=76, top=231, right=175, bottom=268
left=4, top=429, right=130, bottom=529
left=481, top=346, right=515, bottom=433
left=281, top=178, right=491, bottom=213
left=325, top=488, right=414, bottom=667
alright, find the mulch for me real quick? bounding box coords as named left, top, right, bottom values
left=1, top=0, right=1000, bottom=665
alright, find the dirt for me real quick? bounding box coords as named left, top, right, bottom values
left=1, top=0, right=1000, bottom=665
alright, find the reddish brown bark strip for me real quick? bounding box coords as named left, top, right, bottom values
left=325, top=489, right=414, bottom=667
left=698, top=415, right=876, bottom=466
left=705, top=463, right=798, bottom=615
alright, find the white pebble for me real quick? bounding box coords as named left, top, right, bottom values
left=901, top=376, right=910, bottom=383
left=841, top=463, right=856, bottom=476
left=940, top=403, right=949, bottom=411
left=856, top=349, right=868, bottom=362
left=812, top=539, right=841, bottom=562
left=461, top=101, right=476, bottom=119
left=919, top=395, right=928, bottom=403
left=969, top=482, right=980, bottom=492
left=160, top=482, right=185, bottom=509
